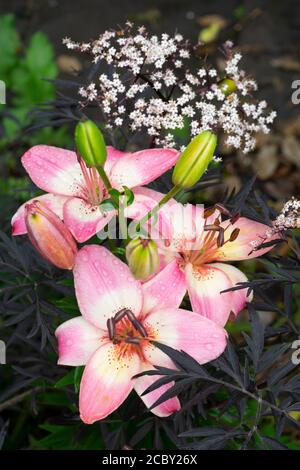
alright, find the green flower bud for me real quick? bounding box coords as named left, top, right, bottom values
left=172, top=131, right=217, bottom=189
left=218, top=78, right=237, bottom=96
left=126, top=238, right=160, bottom=281
left=75, top=119, right=107, bottom=167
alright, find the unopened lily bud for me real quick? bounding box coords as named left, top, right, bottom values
left=126, top=238, right=160, bottom=281
left=218, top=78, right=237, bottom=96
left=25, top=201, right=77, bottom=270
left=75, top=119, right=106, bottom=167
left=172, top=131, right=217, bottom=189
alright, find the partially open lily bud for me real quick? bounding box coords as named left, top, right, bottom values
left=75, top=119, right=107, bottom=167
left=218, top=78, right=237, bottom=96
left=172, top=131, right=217, bottom=189
left=25, top=201, right=77, bottom=270
left=126, top=238, right=160, bottom=281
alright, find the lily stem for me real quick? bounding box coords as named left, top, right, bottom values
left=135, top=185, right=182, bottom=233
left=96, top=165, right=112, bottom=191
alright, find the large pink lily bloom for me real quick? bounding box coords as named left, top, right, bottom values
left=11, top=145, right=179, bottom=242
left=55, top=245, right=227, bottom=424
left=131, top=201, right=278, bottom=327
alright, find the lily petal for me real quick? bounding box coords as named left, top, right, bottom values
left=63, top=197, right=116, bottom=243
left=80, top=342, right=141, bottom=423
left=142, top=260, right=186, bottom=316
left=163, top=203, right=206, bottom=253
left=109, top=148, right=179, bottom=189
left=144, top=307, right=227, bottom=365
left=215, top=217, right=279, bottom=261
left=125, top=187, right=168, bottom=220
left=185, top=262, right=234, bottom=326
left=134, top=362, right=180, bottom=417
left=213, top=263, right=253, bottom=318
left=22, top=145, right=84, bottom=196
left=55, top=317, right=104, bottom=366
left=11, top=193, right=69, bottom=236
left=105, top=146, right=130, bottom=174
left=125, top=187, right=175, bottom=241
left=74, top=245, right=143, bottom=329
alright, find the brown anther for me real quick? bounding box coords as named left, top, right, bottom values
left=229, top=228, right=240, bottom=242
left=107, top=318, right=115, bottom=341
left=114, top=308, right=128, bottom=322
left=215, top=204, right=232, bottom=217
left=132, top=319, right=147, bottom=338
left=204, top=224, right=221, bottom=232
left=109, top=308, right=148, bottom=340
left=125, top=337, right=140, bottom=345
left=125, top=309, right=136, bottom=322
left=204, top=207, right=216, bottom=219
left=230, top=213, right=240, bottom=225
left=217, top=228, right=225, bottom=247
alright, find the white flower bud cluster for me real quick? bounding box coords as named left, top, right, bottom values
left=274, top=198, right=300, bottom=231
left=63, top=23, right=276, bottom=152
left=250, top=198, right=300, bottom=251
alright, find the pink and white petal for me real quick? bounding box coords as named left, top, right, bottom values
left=109, top=148, right=179, bottom=189
left=55, top=317, right=105, bottom=366
left=104, top=146, right=131, bottom=175
left=213, top=263, right=253, bottom=318
left=63, top=197, right=116, bottom=243
left=142, top=260, right=186, bottom=316
left=125, top=187, right=168, bottom=220
left=144, top=307, right=227, bottom=365
left=215, top=217, right=280, bottom=261
left=185, top=262, right=234, bottom=327
left=165, top=203, right=206, bottom=253
left=134, top=363, right=180, bottom=417
left=11, top=193, right=69, bottom=236
left=74, top=245, right=143, bottom=329
left=22, top=145, right=84, bottom=196
left=125, top=187, right=175, bottom=242
left=79, top=343, right=141, bottom=423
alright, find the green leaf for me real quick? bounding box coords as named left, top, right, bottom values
left=52, top=297, right=79, bottom=315
left=123, top=185, right=135, bottom=206
left=111, top=246, right=126, bottom=257
left=11, top=67, right=56, bottom=106
left=24, top=32, right=57, bottom=75
left=74, top=366, right=84, bottom=393
left=38, top=391, right=71, bottom=407
left=0, top=14, right=20, bottom=78
left=10, top=31, right=57, bottom=106
left=108, top=188, right=121, bottom=206
left=54, top=370, right=75, bottom=389
left=234, top=5, right=246, bottom=19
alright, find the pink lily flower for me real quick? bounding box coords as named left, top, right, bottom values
left=132, top=201, right=279, bottom=327
left=55, top=245, right=227, bottom=424
left=11, top=145, right=179, bottom=242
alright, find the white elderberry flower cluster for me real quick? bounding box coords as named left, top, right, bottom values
left=250, top=198, right=300, bottom=251
left=274, top=198, right=300, bottom=231
left=65, top=24, right=276, bottom=152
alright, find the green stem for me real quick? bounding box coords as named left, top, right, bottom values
left=96, top=165, right=112, bottom=191
left=135, top=185, right=182, bottom=232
